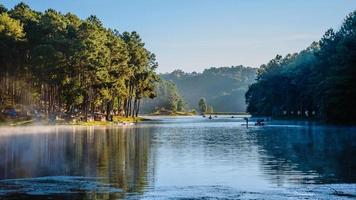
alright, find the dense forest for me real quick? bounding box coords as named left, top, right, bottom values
left=161, top=66, right=256, bottom=112
left=0, top=3, right=158, bottom=121
left=2, top=3, right=354, bottom=123
left=246, top=11, right=356, bottom=124
left=140, top=79, right=185, bottom=114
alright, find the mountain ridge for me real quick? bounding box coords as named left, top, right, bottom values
left=160, top=66, right=257, bottom=112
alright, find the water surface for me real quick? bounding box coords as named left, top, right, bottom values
left=0, top=116, right=355, bottom=199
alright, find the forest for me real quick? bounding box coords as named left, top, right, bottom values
left=0, top=3, right=158, bottom=121
left=1, top=3, right=355, bottom=124
left=161, top=66, right=256, bottom=112
left=140, top=79, right=185, bottom=114
left=245, top=11, right=356, bottom=124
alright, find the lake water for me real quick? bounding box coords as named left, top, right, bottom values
left=0, top=116, right=355, bottom=199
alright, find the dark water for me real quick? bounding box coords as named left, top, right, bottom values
left=0, top=116, right=355, bottom=199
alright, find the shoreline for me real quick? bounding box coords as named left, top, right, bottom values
left=149, top=111, right=196, bottom=116
left=0, top=116, right=150, bottom=127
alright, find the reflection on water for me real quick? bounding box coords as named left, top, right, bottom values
left=0, top=126, right=155, bottom=199
left=0, top=117, right=355, bottom=199
left=256, top=125, right=356, bottom=186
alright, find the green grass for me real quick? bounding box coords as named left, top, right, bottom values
left=0, top=115, right=149, bottom=127
left=70, top=116, right=148, bottom=126
left=151, top=110, right=196, bottom=116
left=204, top=112, right=249, bottom=115
left=71, top=121, right=113, bottom=126
left=0, top=118, right=35, bottom=126
left=171, top=111, right=195, bottom=116
left=113, top=116, right=147, bottom=123
left=10, top=119, right=35, bottom=126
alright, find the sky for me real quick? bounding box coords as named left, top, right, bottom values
left=2, top=0, right=356, bottom=73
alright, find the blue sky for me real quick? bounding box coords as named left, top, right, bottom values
left=2, top=0, right=356, bottom=72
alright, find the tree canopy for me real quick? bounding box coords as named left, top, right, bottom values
left=140, top=79, right=185, bottom=113
left=198, top=98, right=207, bottom=113
left=245, top=11, right=356, bottom=124
left=0, top=3, right=158, bottom=120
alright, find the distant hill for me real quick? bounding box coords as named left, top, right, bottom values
left=161, top=66, right=257, bottom=112
left=140, top=79, right=185, bottom=113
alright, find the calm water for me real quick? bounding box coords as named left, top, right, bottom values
left=0, top=116, right=355, bottom=199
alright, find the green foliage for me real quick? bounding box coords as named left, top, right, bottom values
left=198, top=98, right=207, bottom=113
left=141, top=79, right=184, bottom=113
left=176, top=98, right=185, bottom=112
left=246, top=11, right=356, bottom=124
left=0, top=12, right=25, bottom=39
left=0, top=4, right=7, bottom=14
left=207, top=105, right=214, bottom=113
left=161, top=66, right=256, bottom=112
left=0, top=3, right=158, bottom=120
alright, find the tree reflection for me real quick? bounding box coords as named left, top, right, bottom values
left=0, top=126, right=156, bottom=199
left=255, top=125, right=356, bottom=186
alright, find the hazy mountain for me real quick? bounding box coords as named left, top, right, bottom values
left=161, top=66, right=257, bottom=112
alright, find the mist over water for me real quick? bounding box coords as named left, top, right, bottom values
left=0, top=116, right=355, bottom=199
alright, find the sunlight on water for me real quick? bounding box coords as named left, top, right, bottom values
left=0, top=116, right=355, bottom=199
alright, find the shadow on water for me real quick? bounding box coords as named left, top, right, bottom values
left=254, top=124, right=356, bottom=186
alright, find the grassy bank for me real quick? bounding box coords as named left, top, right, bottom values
left=71, top=116, right=148, bottom=126
left=151, top=110, right=196, bottom=116
left=204, top=112, right=249, bottom=115
left=0, top=117, right=35, bottom=126
left=0, top=116, right=149, bottom=127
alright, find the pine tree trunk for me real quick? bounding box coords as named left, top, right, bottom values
left=135, top=99, right=140, bottom=117
left=106, top=100, right=113, bottom=121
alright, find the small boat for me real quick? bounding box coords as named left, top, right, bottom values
left=255, top=119, right=265, bottom=126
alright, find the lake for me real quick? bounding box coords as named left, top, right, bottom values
left=0, top=116, right=355, bottom=199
